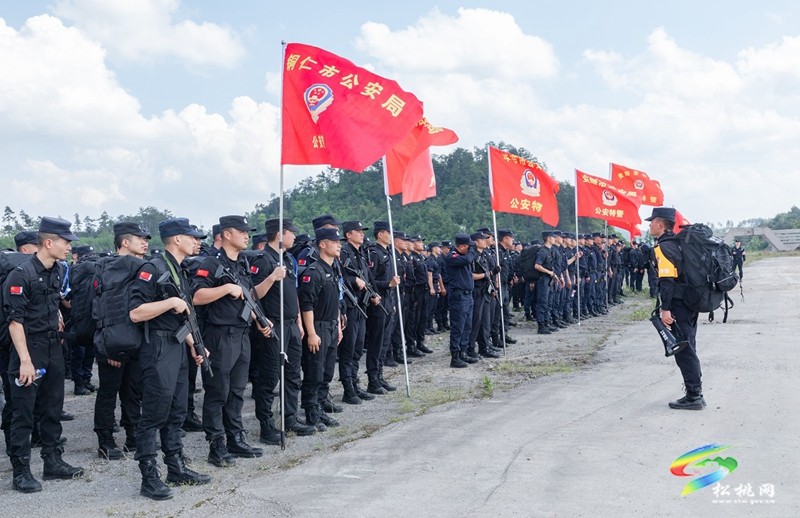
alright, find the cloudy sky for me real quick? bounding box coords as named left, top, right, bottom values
left=2, top=1, right=800, bottom=231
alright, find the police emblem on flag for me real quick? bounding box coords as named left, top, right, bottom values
left=634, top=179, right=645, bottom=190
left=305, top=84, right=334, bottom=123
left=602, top=189, right=618, bottom=207
left=520, top=169, right=541, bottom=197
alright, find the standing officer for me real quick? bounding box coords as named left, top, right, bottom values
left=495, top=229, right=517, bottom=347
left=299, top=228, right=343, bottom=430
left=731, top=238, right=746, bottom=280
left=534, top=231, right=558, bottom=334
left=435, top=240, right=451, bottom=332
left=647, top=207, right=706, bottom=410
left=387, top=232, right=411, bottom=366
left=4, top=217, right=84, bottom=493
left=408, top=236, right=431, bottom=356
left=424, top=242, right=442, bottom=335
left=469, top=231, right=499, bottom=359
left=129, top=218, right=211, bottom=499
left=365, top=222, right=399, bottom=395
left=444, top=233, right=476, bottom=368
left=193, top=215, right=271, bottom=466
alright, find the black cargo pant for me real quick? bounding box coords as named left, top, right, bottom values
left=365, top=298, right=388, bottom=377
left=134, top=331, right=188, bottom=460
left=7, top=333, right=64, bottom=458
left=94, top=356, right=142, bottom=441
left=338, top=306, right=366, bottom=382
left=301, top=319, right=338, bottom=410
left=253, top=319, right=303, bottom=423
left=201, top=325, right=250, bottom=442
left=671, top=300, right=702, bottom=395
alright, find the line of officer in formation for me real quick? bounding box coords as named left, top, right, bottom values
left=0, top=214, right=651, bottom=499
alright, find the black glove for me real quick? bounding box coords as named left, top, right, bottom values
left=491, top=265, right=501, bottom=275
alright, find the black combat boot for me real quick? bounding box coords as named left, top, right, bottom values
left=305, top=405, right=327, bottom=432
left=450, top=351, right=468, bottom=368
left=504, top=334, right=517, bottom=344
left=207, top=436, right=236, bottom=467
left=669, top=392, right=706, bottom=411
left=378, top=368, right=396, bottom=392
left=164, top=451, right=211, bottom=486
left=479, top=344, right=501, bottom=358
left=97, top=430, right=125, bottom=460
left=139, top=458, right=173, bottom=500
left=367, top=372, right=387, bottom=395
left=341, top=379, right=362, bottom=405
left=42, top=449, right=84, bottom=480
left=227, top=431, right=263, bottom=458
left=466, top=345, right=481, bottom=362
left=74, top=381, right=91, bottom=396
left=318, top=408, right=340, bottom=428
left=285, top=415, right=316, bottom=436
left=353, top=377, right=375, bottom=401
left=537, top=322, right=552, bottom=335
left=417, top=342, right=433, bottom=354
left=259, top=417, right=281, bottom=445
left=383, top=355, right=399, bottom=368
left=182, top=412, right=203, bottom=432
left=461, top=350, right=479, bottom=364
left=11, top=456, right=42, bottom=493
left=322, top=393, right=344, bottom=413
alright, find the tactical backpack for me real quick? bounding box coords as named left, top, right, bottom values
left=518, top=245, right=541, bottom=282
left=0, top=251, right=32, bottom=350
left=92, top=255, right=146, bottom=361
left=66, top=256, right=100, bottom=343
left=662, top=224, right=738, bottom=322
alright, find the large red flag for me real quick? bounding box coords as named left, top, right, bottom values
left=384, top=118, right=458, bottom=205
left=281, top=43, right=423, bottom=172
left=575, top=169, right=642, bottom=227
left=610, top=163, right=664, bottom=206
left=488, top=146, right=560, bottom=226
left=673, top=209, right=691, bottom=233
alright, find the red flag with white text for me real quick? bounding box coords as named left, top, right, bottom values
left=384, top=118, right=458, bottom=205
left=610, top=163, right=664, bottom=206
left=488, top=146, right=560, bottom=226
left=575, top=169, right=642, bottom=227
left=281, top=43, right=424, bottom=172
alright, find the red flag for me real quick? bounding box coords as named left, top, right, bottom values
left=575, top=170, right=642, bottom=227
left=610, top=163, right=664, bottom=206
left=610, top=220, right=641, bottom=240
left=488, top=146, right=560, bottom=226
left=384, top=118, right=459, bottom=205
left=281, top=43, right=424, bottom=172
left=673, top=209, right=691, bottom=233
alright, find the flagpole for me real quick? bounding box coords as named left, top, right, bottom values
left=574, top=169, right=581, bottom=326
left=491, top=210, right=506, bottom=355
left=278, top=40, right=287, bottom=450
left=382, top=157, right=411, bottom=397
left=604, top=220, right=609, bottom=308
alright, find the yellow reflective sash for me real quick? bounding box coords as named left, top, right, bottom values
left=655, top=244, right=678, bottom=278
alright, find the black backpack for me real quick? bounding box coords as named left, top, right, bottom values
left=66, top=257, right=100, bottom=343
left=663, top=224, right=738, bottom=322
left=518, top=245, right=541, bottom=282
left=92, top=255, right=146, bottom=361
left=0, top=251, right=33, bottom=350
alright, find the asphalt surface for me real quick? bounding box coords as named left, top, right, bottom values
left=224, top=256, right=800, bottom=517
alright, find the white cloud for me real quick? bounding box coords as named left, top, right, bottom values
left=51, top=0, right=244, bottom=67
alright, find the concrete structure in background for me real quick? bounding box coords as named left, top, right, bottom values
left=722, top=227, right=800, bottom=251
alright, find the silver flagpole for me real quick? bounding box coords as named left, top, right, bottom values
left=278, top=40, right=287, bottom=449
left=574, top=169, right=581, bottom=325
left=382, top=157, right=411, bottom=397
left=491, top=210, right=506, bottom=355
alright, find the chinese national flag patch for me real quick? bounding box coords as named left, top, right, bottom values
left=9, top=286, right=23, bottom=295
left=138, top=271, right=153, bottom=282
left=196, top=269, right=209, bottom=278
left=298, top=259, right=306, bottom=266
left=302, top=275, right=311, bottom=283
left=250, top=266, right=259, bottom=274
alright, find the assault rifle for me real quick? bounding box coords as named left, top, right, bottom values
left=156, top=272, right=212, bottom=377
left=342, top=258, right=388, bottom=316
left=333, top=260, right=367, bottom=318
left=214, top=265, right=273, bottom=330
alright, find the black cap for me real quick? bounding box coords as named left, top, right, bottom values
left=644, top=207, right=676, bottom=222
left=14, top=231, right=38, bottom=248
left=159, top=218, right=206, bottom=239
left=73, top=245, right=95, bottom=258
left=315, top=227, right=342, bottom=243
left=440, top=240, right=452, bottom=248
left=190, top=225, right=207, bottom=239
left=564, top=232, right=575, bottom=239
left=608, top=234, right=618, bottom=239
left=265, top=218, right=299, bottom=234
left=98, top=250, right=113, bottom=257
left=497, top=229, right=514, bottom=239
left=476, top=227, right=492, bottom=235
left=251, top=234, right=268, bottom=247
left=113, top=222, right=151, bottom=239
left=373, top=221, right=390, bottom=233
left=542, top=231, right=556, bottom=240
left=470, top=231, right=488, bottom=241
left=343, top=221, right=369, bottom=234
left=427, top=241, right=440, bottom=249
left=531, top=239, right=542, bottom=245
left=219, top=215, right=256, bottom=232
left=212, top=224, right=221, bottom=237
left=38, top=217, right=78, bottom=241
left=454, top=233, right=474, bottom=246
left=409, top=234, right=423, bottom=243
left=734, top=238, right=741, bottom=242
left=312, top=214, right=341, bottom=229
left=295, top=233, right=311, bottom=245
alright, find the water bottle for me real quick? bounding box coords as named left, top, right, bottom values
left=15, top=368, right=46, bottom=387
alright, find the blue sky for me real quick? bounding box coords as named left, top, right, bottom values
left=2, top=1, right=800, bottom=231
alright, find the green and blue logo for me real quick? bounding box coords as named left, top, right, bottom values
left=671, top=443, right=738, bottom=496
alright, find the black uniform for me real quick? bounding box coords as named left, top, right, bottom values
left=338, top=243, right=371, bottom=386
left=366, top=243, right=393, bottom=378
left=731, top=244, right=745, bottom=280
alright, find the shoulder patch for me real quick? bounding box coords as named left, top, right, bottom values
left=138, top=271, right=153, bottom=282
left=9, top=285, right=23, bottom=295
left=298, top=258, right=307, bottom=266
left=302, top=275, right=311, bottom=283
left=196, top=269, right=209, bottom=278
left=250, top=265, right=259, bottom=274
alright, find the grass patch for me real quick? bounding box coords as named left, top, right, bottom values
left=628, top=308, right=651, bottom=321
left=746, top=250, right=800, bottom=264
left=493, top=360, right=575, bottom=377
left=481, top=376, right=494, bottom=398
